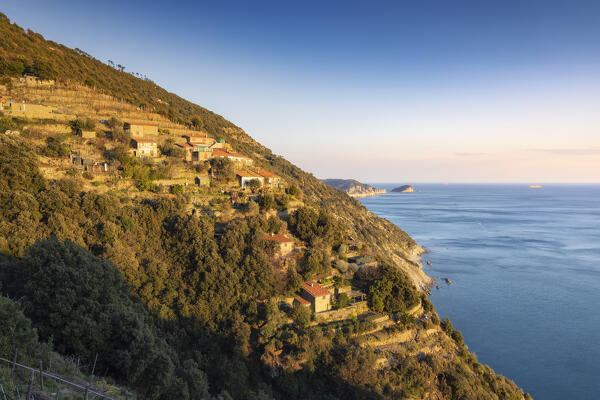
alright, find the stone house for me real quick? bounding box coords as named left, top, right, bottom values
left=299, top=281, right=332, bottom=313
left=293, top=296, right=311, bottom=309
left=265, top=233, right=294, bottom=256
left=124, top=121, right=159, bottom=137
left=131, top=137, right=158, bottom=157
left=235, top=170, right=264, bottom=189
left=209, top=138, right=232, bottom=151
left=83, top=159, right=108, bottom=173
left=252, top=169, right=282, bottom=188
left=177, top=135, right=214, bottom=162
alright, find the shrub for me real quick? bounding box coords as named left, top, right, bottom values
left=170, top=184, right=184, bottom=195
left=441, top=318, right=454, bottom=336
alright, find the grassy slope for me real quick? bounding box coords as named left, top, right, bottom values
left=0, top=12, right=429, bottom=288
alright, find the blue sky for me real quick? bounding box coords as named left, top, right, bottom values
left=3, top=1, right=600, bottom=182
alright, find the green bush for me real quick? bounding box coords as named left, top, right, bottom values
left=368, top=265, right=419, bottom=314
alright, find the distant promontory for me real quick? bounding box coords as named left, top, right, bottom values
left=322, top=179, right=386, bottom=198
left=391, top=185, right=414, bottom=193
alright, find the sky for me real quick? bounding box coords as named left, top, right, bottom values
left=3, top=1, right=600, bottom=182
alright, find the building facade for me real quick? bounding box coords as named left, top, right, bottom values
left=124, top=121, right=159, bottom=137
left=132, top=137, right=158, bottom=157
left=265, top=233, right=294, bottom=256
left=300, top=281, right=332, bottom=313
left=236, top=170, right=264, bottom=189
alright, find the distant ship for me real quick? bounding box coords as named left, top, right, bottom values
left=529, top=185, right=542, bottom=188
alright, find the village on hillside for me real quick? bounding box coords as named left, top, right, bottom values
left=0, top=73, right=433, bottom=329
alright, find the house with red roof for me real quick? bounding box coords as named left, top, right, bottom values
left=235, top=170, right=263, bottom=189
left=252, top=169, right=282, bottom=188
left=300, top=281, right=332, bottom=313
left=177, top=135, right=214, bottom=162
left=265, top=233, right=294, bottom=256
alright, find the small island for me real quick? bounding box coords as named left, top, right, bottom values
left=391, top=184, right=414, bottom=193
left=322, top=178, right=386, bottom=197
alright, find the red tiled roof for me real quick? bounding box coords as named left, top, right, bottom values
left=265, top=233, right=293, bottom=243
left=302, top=281, right=331, bottom=298
left=132, top=137, right=156, bottom=143
left=295, top=296, right=310, bottom=305
left=252, top=169, right=280, bottom=179
left=235, top=170, right=262, bottom=178
left=176, top=142, right=193, bottom=148
left=125, top=121, right=159, bottom=127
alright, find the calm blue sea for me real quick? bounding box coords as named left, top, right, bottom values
left=359, top=184, right=600, bottom=400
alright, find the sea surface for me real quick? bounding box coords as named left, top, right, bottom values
left=359, top=184, right=600, bottom=400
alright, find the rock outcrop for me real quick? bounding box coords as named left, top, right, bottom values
left=391, top=184, right=414, bottom=193
left=322, top=179, right=386, bottom=198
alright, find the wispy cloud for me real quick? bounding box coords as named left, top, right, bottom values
left=528, top=146, right=600, bottom=156
left=455, top=152, right=485, bottom=157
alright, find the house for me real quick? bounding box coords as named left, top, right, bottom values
left=82, top=159, right=108, bottom=173
left=235, top=170, right=264, bottom=189
left=18, top=74, right=55, bottom=87
left=209, top=138, right=231, bottom=151
left=213, top=148, right=253, bottom=166
left=177, top=135, right=214, bottom=162
left=131, top=137, right=158, bottom=157
left=265, top=233, right=294, bottom=256
left=300, top=281, right=332, bottom=313
left=252, top=169, right=282, bottom=188
left=124, top=121, right=159, bottom=137
left=183, top=135, right=215, bottom=146
left=293, top=296, right=311, bottom=309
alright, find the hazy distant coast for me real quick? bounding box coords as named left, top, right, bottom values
left=322, top=178, right=386, bottom=197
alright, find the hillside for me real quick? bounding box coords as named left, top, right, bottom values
left=322, top=179, right=386, bottom=198
left=0, top=13, right=529, bottom=400
left=0, top=12, right=428, bottom=288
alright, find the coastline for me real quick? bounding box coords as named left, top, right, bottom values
left=348, top=189, right=387, bottom=198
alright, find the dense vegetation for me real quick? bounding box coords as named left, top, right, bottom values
left=0, top=12, right=421, bottom=274
left=0, top=133, right=527, bottom=399
left=0, top=13, right=529, bottom=399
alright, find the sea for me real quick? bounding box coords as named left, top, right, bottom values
left=358, top=184, right=600, bottom=400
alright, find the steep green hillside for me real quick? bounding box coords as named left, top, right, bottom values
left=0, top=12, right=426, bottom=286
left=0, top=13, right=529, bottom=400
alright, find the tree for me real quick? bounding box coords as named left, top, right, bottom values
left=258, top=193, right=275, bottom=210
left=0, top=295, right=39, bottom=358
left=247, top=179, right=262, bottom=193
left=367, top=265, right=419, bottom=314
left=212, top=158, right=234, bottom=182
left=291, top=302, right=311, bottom=327
left=5, top=238, right=175, bottom=396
